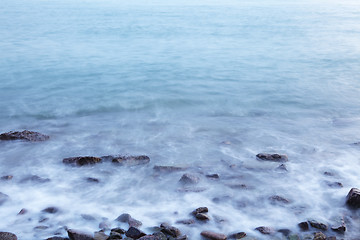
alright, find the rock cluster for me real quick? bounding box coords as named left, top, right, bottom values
left=0, top=130, right=49, bottom=141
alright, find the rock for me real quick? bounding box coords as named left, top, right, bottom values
left=94, top=231, right=109, bottom=240
left=86, top=178, right=100, bottom=183
left=0, top=232, right=17, bottom=240
left=116, top=213, right=142, bottom=227
left=111, top=228, right=126, bottom=234
left=17, top=208, right=27, bottom=215
left=0, top=130, right=49, bottom=141
left=20, top=175, right=50, bottom=183
left=152, top=232, right=167, bottom=240
left=63, top=157, right=102, bottom=166
left=67, top=229, right=94, bottom=240
left=160, top=223, right=181, bottom=238
left=308, top=220, right=328, bottom=231
left=277, top=229, right=291, bottom=236
left=175, top=236, right=188, bottom=240
left=313, top=232, right=326, bottom=240
left=99, top=219, right=111, bottom=230
left=298, top=222, right=309, bottom=231
left=192, top=207, right=208, bottom=214
left=256, top=153, right=288, bottom=162
left=46, top=237, right=70, bottom=240
left=111, top=155, right=150, bottom=166
left=288, top=234, right=300, bottom=240
left=326, top=237, right=336, bottom=240
left=346, top=188, right=360, bottom=208
left=195, top=213, right=210, bottom=221
left=206, top=174, right=220, bottom=179
left=1, top=175, right=13, bottom=180
left=179, top=173, right=200, bottom=184
left=254, top=226, right=274, bottom=235
left=108, top=232, right=123, bottom=240
left=325, top=181, right=343, bottom=188
left=34, top=225, right=49, bottom=230
left=268, top=195, right=290, bottom=204
left=125, top=227, right=146, bottom=239
left=228, top=232, right=246, bottom=239
left=200, top=231, right=227, bottom=240
left=42, top=207, right=59, bottom=214
left=153, top=166, right=186, bottom=173
left=176, top=219, right=195, bottom=225
left=0, top=192, right=9, bottom=205
left=323, top=172, right=335, bottom=176
left=39, top=217, right=49, bottom=223
left=81, top=214, right=96, bottom=221
left=331, top=224, right=346, bottom=233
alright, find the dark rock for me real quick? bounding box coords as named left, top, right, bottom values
left=325, top=181, right=343, bottom=188
left=200, top=231, right=227, bottom=240
left=138, top=234, right=169, bottom=240
left=206, top=174, right=220, bottom=179
left=195, top=213, right=210, bottom=221
left=346, top=188, right=360, bottom=208
left=152, top=232, right=167, bottom=240
left=176, top=219, right=195, bottom=225
left=228, top=232, right=246, bottom=239
left=111, top=155, right=150, bottom=166
left=298, top=221, right=309, bottom=231
left=81, top=214, right=96, bottom=221
left=94, top=231, right=109, bottom=240
left=129, top=218, right=143, bottom=228
left=288, top=234, right=300, bottom=240
left=0, top=232, right=17, bottom=240
left=42, top=207, right=59, bottom=214
left=255, top=226, right=274, bottom=235
left=313, top=232, right=326, bottom=240
left=18, top=208, right=27, bottom=215
left=46, top=237, right=70, bottom=240
left=160, top=223, right=181, bottom=238
left=99, top=220, right=111, bottom=230
left=331, top=224, right=346, bottom=233
left=277, top=229, right=291, bottom=236
left=309, top=220, right=328, bottom=231
left=323, top=172, right=335, bottom=176
left=39, top=217, right=49, bottom=223
left=20, top=175, right=50, bottom=183
left=153, top=166, right=186, bottom=173
left=256, top=153, right=288, bottom=162
left=0, top=130, right=49, bottom=141
left=111, top=228, right=126, bottom=234
left=1, top=175, right=13, bottom=180
left=269, top=195, right=290, bottom=204
left=179, top=173, right=200, bottom=185
left=34, top=225, right=49, bottom=230
left=86, top=178, right=100, bottom=183
left=108, top=232, right=123, bottom=240
left=125, top=227, right=146, bottom=239
left=227, top=184, right=249, bottom=190
left=175, top=236, right=188, bottom=240
left=115, top=214, right=142, bottom=227
left=192, top=207, right=208, bottom=214
left=0, top=192, right=9, bottom=205
left=63, top=156, right=102, bottom=166
left=67, top=229, right=94, bottom=240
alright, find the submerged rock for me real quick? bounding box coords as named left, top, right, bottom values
left=256, top=153, right=288, bottom=162
left=176, top=219, right=195, bottom=225
left=192, top=207, right=208, bottom=215
left=228, top=232, right=246, bottom=239
left=313, top=232, right=326, bottom=240
left=255, top=226, right=274, bottom=235
left=63, top=156, right=102, bottom=166
left=268, top=195, right=290, bottom=204
left=116, top=213, right=142, bottom=227
left=0, top=130, right=49, bottom=141
left=20, top=175, right=50, bottom=183
left=160, top=223, right=181, bottom=238
left=153, top=166, right=186, bottom=173
left=67, top=229, right=94, bottom=240
left=1, top=175, right=13, bottom=181
left=111, top=155, right=150, bottom=166
left=200, top=231, right=227, bottom=240
left=179, top=173, right=200, bottom=184
left=298, top=222, right=309, bottom=231
left=125, top=227, right=146, bottom=239
left=0, top=192, right=9, bottom=205
left=308, top=220, right=328, bottom=231
left=346, top=188, right=360, bottom=208
left=206, top=174, right=220, bottom=179
left=17, top=208, right=28, bottom=215
left=0, top=232, right=17, bottom=240
left=42, top=206, right=59, bottom=214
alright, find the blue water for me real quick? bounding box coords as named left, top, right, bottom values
left=1, top=0, right=360, bottom=239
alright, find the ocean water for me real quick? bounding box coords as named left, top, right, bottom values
left=1, top=0, right=360, bottom=239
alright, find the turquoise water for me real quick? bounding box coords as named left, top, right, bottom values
left=1, top=0, right=360, bottom=239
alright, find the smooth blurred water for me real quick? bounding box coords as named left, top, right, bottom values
left=1, top=0, right=360, bottom=239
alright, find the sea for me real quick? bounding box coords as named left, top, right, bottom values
left=1, top=0, right=360, bottom=239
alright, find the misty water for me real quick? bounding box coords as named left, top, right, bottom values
left=1, top=0, right=360, bottom=239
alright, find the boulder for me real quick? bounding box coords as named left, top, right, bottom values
left=111, top=156, right=150, bottom=166
left=63, top=157, right=102, bottom=166
left=200, top=231, right=227, bottom=240
left=346, top=188, right=360, bottom=208
left=195, top=213, right=210, bottom=221
left=254, top=226, right=274, bottom=235
left=179, top=173, right=199, bottom=184
left=256, top=153, right=288, bottom=162
left=160, top=223, right=181, bottom=238
left=0, top=232, right=17, bottom=240
left=0, top=192, right=9, bottom=205
left=313, top=232, right=326, bottom=240
left=0, top=130, right=49, bottom=141
left=308, top=220, right=328, bottom=231
left=67, top=229, right=94, bottom=240
left=125, top=227, right=146, bottom=239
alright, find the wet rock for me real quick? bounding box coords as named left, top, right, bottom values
left=268, top=195, right=290, bottom=204
left=0, top=130, right=49, bottom=141
left=42, top=207, right=59, bottom=214
left=176, top=219, right=195, bottom=225
left=20, top=175, right=50, bottom=183
left=313, top=232, right=326, bottom=240
left=81, top=214, right=96, bottom=221
left=18, top=208, right=28, bottom=215
left=46, top=237, right=70, bottom=240
left=1, top=175, right=13, bottom=180
left=153, top=166, right=186, bottom=173
left=309, top=220, right=328, bottom=231
left=331, top=224, right=346, bottom=233
left=94, top=231, right=109, bottom=240
left=193, top=207, right=208, bottom=214
left=111, top=228, right=126, bottom=234
left=206, top=174, right=220, bottom=179
left=325, top=181, right=343, bottom=188
left=200, top=231, right=227, bottom=240
left=277, top=229, right=291, bottom=236
left=298, top=222, right=309, bottom=231
left=138, top=233, right=169, bottom=240
left=0, top=192, right=9, bottom=205
left=111, top=155, right=150, bottom=166
left=179, top=173, right=200, bottom=184
left=67, top=229, right=94, bottom=240
left=288, top=234, right=300, bottom=240
left=108, top=232, right=123, bottom=240
left=116, top=213, right=142, bottom=227
left=0, top=232, right=17, bottom=240
left=34, top=225, right=49, bottom=230
left=256, top=153, right=288, bottom=162
left=323, top=171, right=335, bottom=176
left=228, top=232, right=246, bottom=239
left=160, top=223, right=181, bottom=238
left=39, top=217, right=49, bottom=223
left=152, top=232, right=167, bottom=240
left=86, top=177, right=100, bottom=183
left=125, top=227, right=146, bottom=239
left=63, top=156, right=102, bottom=166
left=195, top=213, right=210, bottom=221
left=99, top=219, right=111, bottom=230
left=227, top=184, right=249, bottom=190
left=254, top=226, right=274, bottom=235
left=346, top=188, right=360, bottom=208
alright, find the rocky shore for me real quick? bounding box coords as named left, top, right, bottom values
left=1, top=130, right=360, bottom=240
